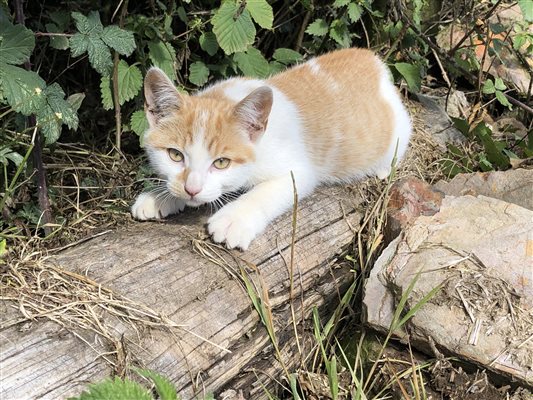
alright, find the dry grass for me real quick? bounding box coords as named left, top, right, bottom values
left=0, top=105, right=461, bottom=396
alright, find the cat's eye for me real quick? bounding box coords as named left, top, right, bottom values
left=213, top=158, right=231, bottom=169
left=167, top=148, right=184, bottom=162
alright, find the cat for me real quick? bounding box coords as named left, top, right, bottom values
left=132, top=48, right=412, bottom=250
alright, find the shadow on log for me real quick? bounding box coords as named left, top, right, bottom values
left=1, top=186, right=363, bottom=399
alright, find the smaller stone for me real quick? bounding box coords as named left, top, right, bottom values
left=385, top=177, right=444, bottom=243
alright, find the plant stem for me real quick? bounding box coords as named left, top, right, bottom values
left=112, top=0, right=129, bottom=154
left=14, top=0, right=53, bottom=235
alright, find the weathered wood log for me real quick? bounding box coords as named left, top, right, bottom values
left=1, top=186, right=363, bottom=399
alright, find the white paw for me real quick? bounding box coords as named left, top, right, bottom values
left=131, top=192, right=186, bottom=220
left=207, top=202, right=267, bottom=250
left=376, top=167, right=391, bottom=180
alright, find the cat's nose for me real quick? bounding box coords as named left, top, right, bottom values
left=185, top=186, right=201, bottom=197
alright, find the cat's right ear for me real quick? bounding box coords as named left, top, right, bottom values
left=144, top=67, right=183, bottom=127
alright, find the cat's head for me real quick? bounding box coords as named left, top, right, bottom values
left=143, top=68, right=273, bottom=206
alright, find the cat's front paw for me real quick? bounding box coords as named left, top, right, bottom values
left=131, top=192, right=185, bottom=220
left=207, top=202, right=267, bottom=250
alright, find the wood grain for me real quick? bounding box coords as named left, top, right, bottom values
left=1, top=186, right=363, bottom=399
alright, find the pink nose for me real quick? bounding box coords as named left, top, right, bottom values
left=185, top=186, right=201, bottom=197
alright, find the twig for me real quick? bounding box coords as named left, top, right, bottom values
left=15, top=0, right=53, bottom=236
left=448, top=0, right=503, bottom=56
left=295, top=9, right=311, bottom=52
left=112, top=0, right=129, bottom=154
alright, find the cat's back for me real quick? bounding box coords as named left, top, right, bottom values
left=268, top=48, right=411, bottom=181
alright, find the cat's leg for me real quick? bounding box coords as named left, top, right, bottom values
left=208, top=172, right=317, bottom=250
left=376, top=167, right=391, bottom=180
left=131, top=192, right=186, bottom=220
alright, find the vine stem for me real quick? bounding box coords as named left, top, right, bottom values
left=14, top=0, right=53, bottom=235
left=112, top=0, right=129, bottom=154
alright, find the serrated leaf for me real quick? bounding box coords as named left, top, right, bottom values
left=482, top=79, right=495, bottom=94
left=130, top=110, right=149, bottom=140
left=347, top=3, right=363, bottom=23
left=329, top=19, right=351, bottom=47
left=333, top=0, right=350, bottom=7
left=148, top=40, right=177, bottom=81
left=37, top=83, right=79, bottom=144
left=45, top=23, right=70, bottom=50
left=212, top=1, right=256, bottom=55
left=69, top=377, right=152, bottom=400
left=86, top=36, right=113, bottom=75
left=100, top=75, right=113, bottom=110
left=69, top=33, right=90, bottom=57
left=199, top=32, right=219, bottom=56
left=133, top=368, right=178, bottom=400
left=189, top=61, right=209, bottom=86
left=0, top=23, right=35, bottom=65
left=67, top=93, right=85, bottom=112
left=306, top=19, right=329, bottom=37
left=246, top=0, right=273, bottom=29
left=495, top=90, right=512, bottom=109
left=101, top=25, right=136, bottom=56
left=234, top=48, right=270, bottom=78
left=116, top=60, right=142, bottom=104
left=494, top=77, right=506, bottom=91
left=273, top=48, right=302, bottom=65
left=269, top=60, right=286, bottom=74
left=0, top=63, right=46, bottom=115
left=518, top=0, right=533, bottom=22
left=474, top=123, right=509, bottom=169
left=72, top=11, right=103, bottom=36
left=394, top=62, right=421, bottom=92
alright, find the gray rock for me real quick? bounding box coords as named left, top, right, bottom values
left=416, top=93, right=466, bottom=149
left=364, top=195, right=533, bottom=386
left=435, top=169, right=533, bottom=211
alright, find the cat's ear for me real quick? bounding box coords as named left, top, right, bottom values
left=234, top=86, right=273, bottom=142
left=144, top=67, right=184, bottom=127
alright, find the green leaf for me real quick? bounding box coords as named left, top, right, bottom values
left=212, top=1, right=256, bottom=55
left=474, top=123, right=509, bottom=169
left=148, top=40, right=177, bottom=81
left=101, top=25, right=136, bottom=56
left=494, top=77, right=506, bottom=91
left=329, top=19, right=351, bottom=47
left=347, top=3, right=363, bottom=23
left=0, top=23, right=35, bottom=65
left=495, top=90, right=512, bottom=109
left=130, top=110, right=149, bottom=140
left=306, top=19, right=329, bottom=37
left=0, top=63, right=46, bottom=115
left=394, top=62, right=421, bottom=92
left=189, top=61, right=209, bottom=86
left=100, top=75, right=113, bottom=110
left=72, top=11, right=103, bottom=36
left=67, top=93, right=85, bottom=112
left=36, top=83, right=79, bottom=144
left=116, top=60, right=142, bottom=105
left=69, top=377, right=152, bottom=400
left=333, top=0, right=350, bottom=7
left=133, top=368, right=178, bottom=400
left=0, top=239, right=6, bottom=257
left=273, top=48, right=302, bottom=65
left=45, top=23, right=69, bottom=50
left=246, top=0, right=274, bottom=29
left=69, top=33, right=90, bottom=57
left=518, top=0, right=533, bottom=22
left=199, top=32, right=219, bottom=56
left=234, top=48, right=270, bottom=78
left=482, top=79, right=495, bottom=94
left=86, top=36, right=113, bottom=75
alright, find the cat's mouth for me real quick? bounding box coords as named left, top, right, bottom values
left=185, top=198, right=208, bottom=207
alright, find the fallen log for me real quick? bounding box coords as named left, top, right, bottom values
left=1, top=186, right=363, bottom=399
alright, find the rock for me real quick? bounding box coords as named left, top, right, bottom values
left=435, top=169, right=533, bottom=211
left=415, top=93, right=466, bottom=149
left=385, top=177, right=444, bottom=243
left=364, top=195, right=533, bottom=386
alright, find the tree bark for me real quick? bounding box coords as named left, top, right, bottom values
left=0, top=186, right=363, bottom=399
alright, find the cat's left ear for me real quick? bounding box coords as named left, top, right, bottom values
left=234, top=86, right=273, bottom=142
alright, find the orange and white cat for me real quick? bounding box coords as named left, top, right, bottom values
left=132, top=48, right=412, bottom=250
